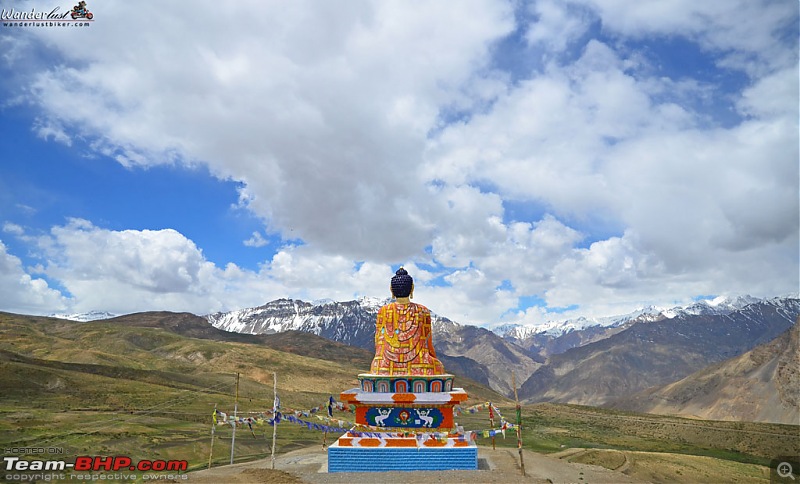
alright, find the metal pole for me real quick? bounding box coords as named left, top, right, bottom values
left=271, top=372, right=277, bottom=470
left=512, top=372, right=525, bottom=476
left=208, top=404, right=216, bottom=469
left=230, top=373, right=239, bottom=465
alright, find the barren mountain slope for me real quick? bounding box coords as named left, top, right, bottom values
left=613, top=321, right=799, bottom=424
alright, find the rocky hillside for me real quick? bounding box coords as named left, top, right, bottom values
left=207, top=298, right=382, bottom=348
left=518, top=298, right=800, bottom=408
left=433, top=319, right=540, bottom=396
left=612, top=320, right=799, bottom=424
left=498, top=295, right=769, bottom=358
left=207, top=298, right=540, bottom=396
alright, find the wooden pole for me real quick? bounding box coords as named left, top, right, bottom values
left=208, top=403, right=217, bottom=470
left=512, top=372, right=525, bottom=476
left=230, top=373, right=239, bottom=465
left=271, top=372, right=277, bottom=470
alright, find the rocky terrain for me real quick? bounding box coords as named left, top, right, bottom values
left=206, top=298, right=541, bottom=396
left=518, top=298, right=798, bottom=410
left=614, top=321, right=799, bottom=424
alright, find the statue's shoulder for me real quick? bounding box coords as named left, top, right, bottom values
left=409, top=302, right=430, bottom=312
left=377, top=302, right=429, bottom=312
left=377, top=302, right=396, bottom=316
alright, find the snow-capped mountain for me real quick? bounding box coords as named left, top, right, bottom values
left=492, top=295, right=799, bottom=358
left=493, top=305, right=672, bottom=357
left=494, top=295, right=779, bottom=340
left=498, top=306, right=665, bottom=340
left=203, top=294, right=797, bottom=398
left=205, top=297, right=541, bottom=396
left=660, top=294, right=763, bottom=318
left=518, top=296, right=800, bottom=411
left=206, top=297, right=389, bottom=349
left=206, top=296, right=469, bottom=347
left=49, top=310, right=118, bottom=322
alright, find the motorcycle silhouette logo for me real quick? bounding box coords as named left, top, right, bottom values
left=70, top=1, right=93, bottom=20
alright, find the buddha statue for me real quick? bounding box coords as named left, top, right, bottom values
left=369, top=268, right=446, bottom=376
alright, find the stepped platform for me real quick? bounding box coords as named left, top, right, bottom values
left=328, top=386, right=477, bottom=472
left=328, top=443, right=477, bottom=472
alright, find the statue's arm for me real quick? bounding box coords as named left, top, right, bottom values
left=424, top=309, right=438, bottom=358
left=375, top=307, right=385, bottom=345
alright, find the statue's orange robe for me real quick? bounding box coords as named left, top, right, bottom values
left=369, top=302, right=445, bottom=376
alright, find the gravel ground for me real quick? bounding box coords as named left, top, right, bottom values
left=187, top=446, right=645, bottom=483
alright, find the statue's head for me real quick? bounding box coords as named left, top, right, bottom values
left=390, top=267, right=413, bottom=298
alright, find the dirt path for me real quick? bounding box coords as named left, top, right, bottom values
left=188, top=446, right=645, bottom=483
left=552, top=447, right=632, bottom=473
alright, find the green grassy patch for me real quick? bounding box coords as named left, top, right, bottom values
left=0, top=311, right=796, bottom=481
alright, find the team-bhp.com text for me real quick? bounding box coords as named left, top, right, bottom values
left=4, top=456, right=188, bottom=481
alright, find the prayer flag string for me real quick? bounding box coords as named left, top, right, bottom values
left=213, top=399, right=515, bottom=439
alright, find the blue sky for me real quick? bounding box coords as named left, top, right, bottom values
left=0, top=0, right=797, bottom=326
left=1, top=114, right=267, bottom=271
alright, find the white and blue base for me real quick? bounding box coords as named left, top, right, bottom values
left=327, top=444, right=478, bottom=473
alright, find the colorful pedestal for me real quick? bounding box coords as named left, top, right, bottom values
left=327, top=374, right=478, bottom=472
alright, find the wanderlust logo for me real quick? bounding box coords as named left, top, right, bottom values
left=2, top=1, right=94, bottom=27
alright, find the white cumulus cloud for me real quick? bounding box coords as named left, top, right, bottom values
left=0, top=239, right=67, bottom=314
left=0, top=0, right=796, bottom=325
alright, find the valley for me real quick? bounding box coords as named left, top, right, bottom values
left=0, top=311, right=797, bottom=482
left=202, top=295, right=800, bottom=423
